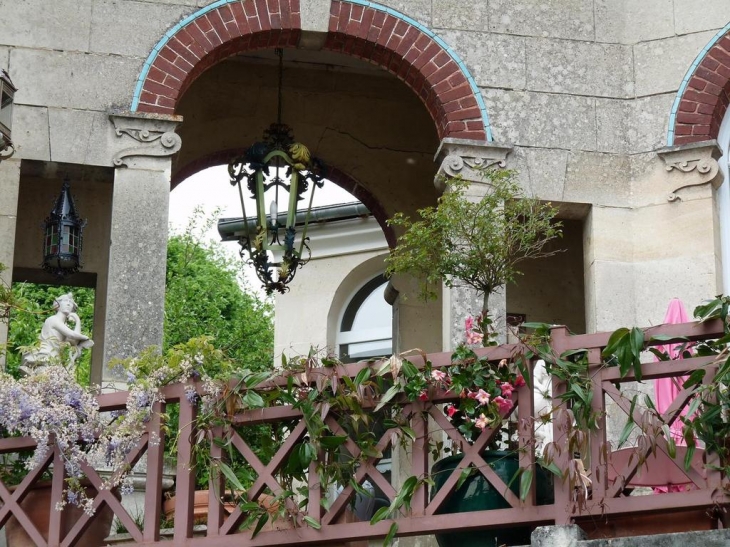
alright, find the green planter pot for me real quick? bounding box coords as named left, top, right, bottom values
left=430, top=451, right=554, bottom=547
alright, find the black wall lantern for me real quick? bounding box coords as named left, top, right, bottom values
left=0, top=69, right=17, bottom=162
left=42, top=178, right=86, bottom=279
left=228, top=49, right=325, bottom=295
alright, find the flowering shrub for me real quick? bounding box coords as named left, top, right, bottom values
left=399, top=342, right=526, bottom=447
left=0, top=337, right=223, bottom=515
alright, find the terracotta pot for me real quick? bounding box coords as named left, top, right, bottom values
left=5, top=483, right=115, bottom=547
left=162, top=489, right=238, bottom=525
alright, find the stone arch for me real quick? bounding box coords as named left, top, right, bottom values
left=131, top=0, right=491, bottom=141
left=668, top=24, right=730, bottom=145
left=171, top=149, right=397, bottom=247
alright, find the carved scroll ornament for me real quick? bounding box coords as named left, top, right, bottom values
left=112, top=127, right=182, bottom=167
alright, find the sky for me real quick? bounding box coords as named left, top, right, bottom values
left=168, top=165, right=359, bottom=297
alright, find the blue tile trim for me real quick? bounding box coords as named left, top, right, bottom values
left=346, top=0, right=492, bottom=140
left=667, top=23, right=730, bottom=146
left=131, top=0, right=493, bottom=142
left=131, top=0, right=236, bottom=111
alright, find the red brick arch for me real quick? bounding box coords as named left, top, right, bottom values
left=134, top=0, right=487, bottom=141
left=672, top=30, right=730, bottom=145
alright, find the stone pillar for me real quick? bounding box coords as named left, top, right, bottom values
left=434, top=138, right=512, bottom=350
left=100, top=112, right=182, bottom=382
left=0, top=158, right=20, bottom=370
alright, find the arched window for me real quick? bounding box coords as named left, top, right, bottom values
left=337, top=274, right=392, bottom=363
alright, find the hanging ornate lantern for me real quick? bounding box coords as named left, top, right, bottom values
left=0, top=69, right=17, bottom=162
left=228, top=49, right=325, bottom=295
left=42, top=178, right=87, bottom=279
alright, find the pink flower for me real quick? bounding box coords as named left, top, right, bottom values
left=514, top=375, right=526, bottom=388
left=465, top=316, right=474, bottom=332
left=474, top=413, right=490, bottom=430
left=500, top=383, right=514, bottom=397
left=475, top=389, right=490, bottom=405
left=498, top=359, right=508, bottom=368
left=446, top=405, right=458, bottom=418
left=466, top=331, right=484, bottom=345
left=431, top=369, right=447, bottom=382
left=494, top=395, right=513, bottom=414
left=418, top=390, right=428, bottom=401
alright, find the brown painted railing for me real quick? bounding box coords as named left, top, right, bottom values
left=1, top=320, right=729, bottom=546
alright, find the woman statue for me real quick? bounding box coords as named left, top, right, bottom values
left=21, top=293, right=94, bottom=370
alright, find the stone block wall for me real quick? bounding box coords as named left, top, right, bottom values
left=1, top=0, right=729, bottom=351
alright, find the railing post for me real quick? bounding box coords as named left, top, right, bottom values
left=144, top=401, right=165, bottom=542
left=550, top=326, right=572, bottom=525
left=410, top=401, right=429, bottom=515
left=207, top=426, right=225, bottom=536
left=517, top=360, right=536, bottom=506
left=588, top=348, right=607, bottom=501
left=48, top=446, right=65, bottom=547
left=174, top=388, right=197, bottom=540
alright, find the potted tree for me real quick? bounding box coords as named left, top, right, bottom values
left=385, top=168, right=563, bottom=546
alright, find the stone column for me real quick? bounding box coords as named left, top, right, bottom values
left=434, top=138, right=513, bottom=350
left=0, top=158, right=20, bottom=370
left=100, top=112, right=182, bottom=382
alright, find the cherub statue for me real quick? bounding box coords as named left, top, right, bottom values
left=21, top=293, right=94, bottom=370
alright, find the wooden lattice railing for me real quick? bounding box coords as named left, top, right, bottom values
left=1, top=320, right=729, bottom=546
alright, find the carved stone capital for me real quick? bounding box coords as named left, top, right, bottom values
left=656, top=140, right=723, bottom=202
left=434, top=138, right=513, bottom=189
left=109, top=111, right=183, bottom=168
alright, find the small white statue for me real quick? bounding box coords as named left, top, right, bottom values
left=22, top=293, right=94, bottom=370
left=533, top=359, right=553, bottom=455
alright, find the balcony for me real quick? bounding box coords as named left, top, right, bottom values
left=1, top=320, right=728, bottom=546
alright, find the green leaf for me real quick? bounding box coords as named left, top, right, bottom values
left=319, top=435, right=348, bottom=449
left=630, top=327, right=645, bottom=381
left=218, top=461, right=246, bottom=492
left=350, top=479, right=374, bottom=498
left=686, top=396, right=702, bottom=417
left=244, top=371, right=271, bottom=388
left=662, top=425, right=676, bottom=458
left=685, top=444, right=696, bottom=471
left=400, top=426, right=417, bottom=441
left=618, top=420, right=635, bottom=448
left=370, top=506, right=391, bottom=525
left=648, top=348, right=669, bottom=361
left=242, top=391, right=265, bottom=408
left=375, top=384, right=401, bottom=412
left=520, top=468, right=533, bottom=502
left=303, top=516, right=321, bottom=529
left=521, top=322, right=551, bottom=330
left=649, top=335, right=687, bottom=343
left=602, top=327, right=630, bottom=359
left=354, top=367, right=371, bottom=386
left=252, top=513, right=269, bottom=538
left=683, top=369, right=706, bottom=389
left=401, top=359, right=420, bottom=378
left=456, top=467, right=474, bottom=490
left=383, top=522, right=398, bottom=547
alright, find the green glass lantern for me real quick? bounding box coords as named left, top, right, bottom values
left=228, top=122, right=325, bottom=294
left=227, top=49, right=325, bottom=295
left=0, top=69, right=17, bottom=162
left=42, top=178, right=87, bottom=279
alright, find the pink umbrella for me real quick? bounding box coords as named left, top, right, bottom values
left=653, top=298, right=691, bottom=493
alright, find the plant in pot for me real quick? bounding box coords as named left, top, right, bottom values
left=385, top=168, right=565, bottom=546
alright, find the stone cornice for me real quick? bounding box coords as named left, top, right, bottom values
left=656, top=139, right=723, bottom=202
left=434, top=138, right=513, bottom=188
left=108, top=111, right=183, bottom=168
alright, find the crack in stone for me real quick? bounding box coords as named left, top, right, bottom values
left=319, top=126, right=433, bottom=157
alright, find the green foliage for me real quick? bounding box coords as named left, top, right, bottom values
left=164, top=213, right=273, bottom=374
left=6, top=283, right=94, bottom=385
left=385, top=169, right=562, bottom=316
